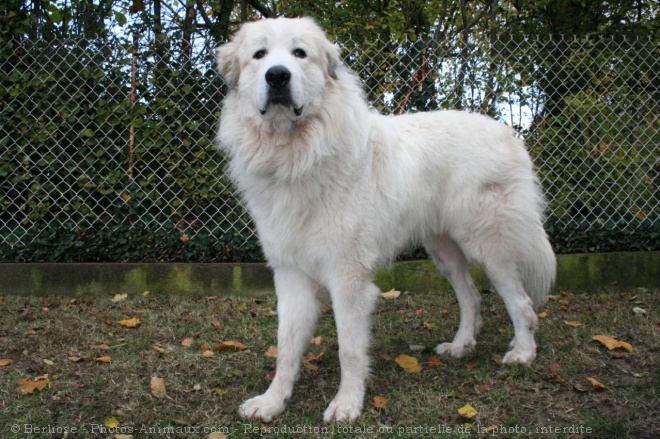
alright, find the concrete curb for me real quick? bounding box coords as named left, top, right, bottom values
left=1, top=252, right=658, bottom=296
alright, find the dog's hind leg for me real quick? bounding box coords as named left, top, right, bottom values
left=323, top=273, right=380, bottom=423
left=481, top=259, right=538, bottom=365
left=239, top=267, right=321, bottom=422
left=425, top=235, right=483, bottom=359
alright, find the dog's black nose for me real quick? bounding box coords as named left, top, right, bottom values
left=265, top=66, right=291, bottom=89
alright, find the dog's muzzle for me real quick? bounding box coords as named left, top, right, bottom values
left=260, top=65, right=303, bottom=116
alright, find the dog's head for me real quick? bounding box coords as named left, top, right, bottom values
left=216, top=17, right=341, bottom=121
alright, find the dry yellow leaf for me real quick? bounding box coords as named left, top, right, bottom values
left=201, top=350, right=214, bottom=358
left=94, top=356, right=111, bottom=363
left=16, top=376, right=49, bottom=394
left=199, top=342, right=211, bottom=352
left=105, top=417, right=120, bottom=428
left=0, top=359, right=14, bottom=366
left=587, top=377, right=607, bottom=389
left=151, top=376, right=166, bottom=398
left=265, top=346, right=278, bottom=358
left=117, top=317, right=141, bottom=328
left=395, top=354, right=422, bottom=372
left=537, top=311, right=548, bottom=318
left=310, top=336, right=323, bottom=345
left=68, top=356, right=86, bottom=362
left=373, top=395, right=387, bottom=409
left=564, top=320, right=583, bottom=327
left=115, top=435, right=134, bottom=439
left=592, top=335, right=633, bottom=352
left=181, top=338, right=193, bottom=347
left=381, top=289, right=402, bottom=300
left=458, top=403, right=478, bottom=419
left=111, top=293, right=128, bottom=303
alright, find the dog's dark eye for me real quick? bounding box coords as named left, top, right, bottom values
left=253, top=49, right=267, bottom=60
left=293, top=48, right=307, bottom=59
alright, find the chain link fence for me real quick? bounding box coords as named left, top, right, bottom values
left=1, top=34, right=658, bottom=261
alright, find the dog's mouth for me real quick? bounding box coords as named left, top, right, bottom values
left=260, top=95, right=303, bottom=117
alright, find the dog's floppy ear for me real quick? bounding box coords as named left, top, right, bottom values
left=325, top=43, right=341, bottom=80
left=216, top=41, right=240, bottom=89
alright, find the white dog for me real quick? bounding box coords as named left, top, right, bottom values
left=216, top=17, right=556, bottom=423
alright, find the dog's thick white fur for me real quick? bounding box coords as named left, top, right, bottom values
left=216, top=17, right=556, bottom=423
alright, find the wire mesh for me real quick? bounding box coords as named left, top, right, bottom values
left=1, top=34, right=658, bottom=261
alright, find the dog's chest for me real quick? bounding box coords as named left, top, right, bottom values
left=247, top=179, right=363, bottom=268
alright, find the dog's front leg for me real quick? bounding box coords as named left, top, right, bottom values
left=323, top=277, right=380, bottom=423
left=239, top=267, right=321, bottom=422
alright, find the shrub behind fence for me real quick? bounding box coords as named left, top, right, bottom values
left=1, top=35, right=658, bottom=262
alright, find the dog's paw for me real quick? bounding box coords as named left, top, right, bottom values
left=239, top=394, right=286, bottom=422
left=435, top=338, right=476, bottom=359
left=323, top=394, right=362, bottom=423
left=502, top=348, right=535, bottom=366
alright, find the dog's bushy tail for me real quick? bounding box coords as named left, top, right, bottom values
left=519, top=226, right=556, bottom=311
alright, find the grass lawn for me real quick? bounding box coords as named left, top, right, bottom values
left=0, top=285, right=657, bottom=438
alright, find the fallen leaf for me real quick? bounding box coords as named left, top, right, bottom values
left=564, top=320, right=583, bottom=327
left=117, top=317, right=141, bottom=328
left=474, top=385, right=493, bottom=393
left=89, top=343, right=109, bottom=351
left=303, top=359, right=319, bottom=371
left=43, top=359, right=54, bottom=366
left=105, top=417, right=120, bottom=428
left=426, top=355, right=444, bottom=367
left=180, top=233, right=190, bottom=243
left=210, top=388, right=226, bottom=395
left=546, top=362, right=562, bottom=373
left=380, top=289, right=402, bottom=300
left=0, top=359, right=14, bottom=366
left=373, top=395, right=387, bottom=409
left=632, top=307, right=647, bottom=316
left=114, top=435, right=134, bottom=439
left=208, top=433, right=228, bottom=439
left=265, top=346, right=278, bottom=358
left=458, top=403, right=478, bottom=419
left=310, top=336, right=323, bottom=345
left=538, top=311, right=548, bottom=318
left=214, top=341, right=248, bottom=352
left=181, top=338, right=193, bottom=347
left=415, top=308, right=425, bottom=316
left=395, top=354, right=422, bottom=372
left=592, top=335, right=633, bottom=352
left=306, top=351, right=324, bottom=362
left=201, top=350, right=214, bottom=358
left=16, top=376, right=49, bottom=394
left=68, top=356, right=86, bottom=362
left=151, top=376, right=166, bottom=398
left=111, top=294, right=128, bottom=303
left=94, top=356, right=111, bottom=363
left=142, top=290, right=150, bottom=297
left=199, top=342, right=211, bottom=352
left=587, top=377, right=607, bottom=390
left=152, top=345, right=170, bottom=354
